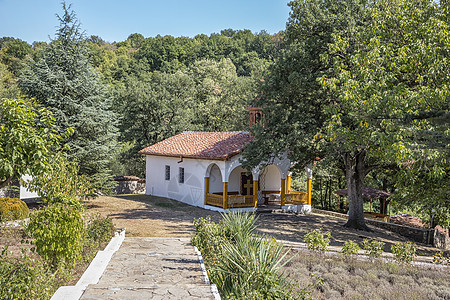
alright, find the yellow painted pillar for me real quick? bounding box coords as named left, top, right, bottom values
left=287, top=175, right=292, bottom=194
left=222, top=182, right=228, bottom=209
left=281, top=178, right=286, bottom=206
left=204, top=177, right=209, bottom=205
left=253, top=180, right=258, bottom=207
left=307, top=178, right=312, bottom=205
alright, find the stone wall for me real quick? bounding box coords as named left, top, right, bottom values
left=433, top=226, right=450, bottom=250
left=312, top=208, right=435, bottom=246
left=113, top=176, right=145, bottom=195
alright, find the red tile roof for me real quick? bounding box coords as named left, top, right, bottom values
left=138, top=131, right=252, bottom=161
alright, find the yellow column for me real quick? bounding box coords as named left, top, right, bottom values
left=281, top=178, right=286, bottom=206
left=307, top=178, right=312, bottom=205
left=222, top=182, right=228, bottom=209
left=204, top=177, right=209, bottom=205
left=253, top=180, right=258, bottom=207
left=286, top=175, right=292, bottom=194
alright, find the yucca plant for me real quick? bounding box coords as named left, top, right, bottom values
left=211, top=235, right=294, bottom=299
left=221, top=211, right=257, bottom=240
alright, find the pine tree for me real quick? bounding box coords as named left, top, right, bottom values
left=19, top=3, right=117, bottom=191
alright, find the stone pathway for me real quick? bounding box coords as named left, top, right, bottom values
left=80, top=237, right=215, bottom=300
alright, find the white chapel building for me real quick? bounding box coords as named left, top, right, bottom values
left=139, top=129, right=313, bottom=213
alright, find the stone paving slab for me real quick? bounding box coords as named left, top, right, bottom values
left=80, top=237, right=214, bottom=299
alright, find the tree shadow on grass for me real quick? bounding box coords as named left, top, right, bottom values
left=87, top=195, right=439, bottom=255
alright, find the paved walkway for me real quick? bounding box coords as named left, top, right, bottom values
left=80, top=237, right=214, bottom=300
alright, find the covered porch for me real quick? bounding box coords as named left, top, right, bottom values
left=204, top=160, right=312, bottom=210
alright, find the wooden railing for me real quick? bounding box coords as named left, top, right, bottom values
left=285, top=191, right=308, bottom=204
left=206, top=193, right=223, bottom=207
left=206, top=193, right=254, bottom=208
left=228, top=195, right=254, bottom=207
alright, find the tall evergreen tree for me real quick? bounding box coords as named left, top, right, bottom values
left=19, top=3, right=117, bottom=191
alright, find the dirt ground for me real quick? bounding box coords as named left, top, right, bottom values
left=86, top=194, right=440, bottom=255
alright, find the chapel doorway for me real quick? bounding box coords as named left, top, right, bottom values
left=240, top=173, right=253, bottom=195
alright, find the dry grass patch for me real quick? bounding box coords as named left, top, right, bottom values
left=85, top=194, right=220, bottom=236
left=284, top=251, right=450, bottom=300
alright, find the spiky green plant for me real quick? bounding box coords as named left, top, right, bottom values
left=221, top=211, right=257, bottom=240
left=211, top=235, right=294, bottom=299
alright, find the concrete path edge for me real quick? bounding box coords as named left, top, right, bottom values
left=194, top=246, right=221, bottom=300
left=51, top=228, right=126, bottom=300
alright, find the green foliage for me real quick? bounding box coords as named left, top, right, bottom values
left=26, top=204, right=84, bottom=268
left=0, top=98, right=64, bottom=189
left=26, top=154, right=92, bottom=208
left=0, top=247, right=60, bottom=300
left=221, top=211, right=257, bottom=240
left=0, top=61, right=21, bottom=98
left=116, top=58, right=257, bottom=175
left=340, top=240, right=360, bottom=256
left=0, top=197, right=29, bottom=221
left=432, top=251, right=449, bottom=265
left=391, top=241, right=416, bottom=264
left=321, top=0, right=449, bottom=228
left=0, top=37, right=32, bottom=75
left=85, top=213, right=114, bottom=249
left=361, top=239, right=385, bottom=259
left=19, top=4, right=117, bottom=191
left=213, top=235, right=295, bottom=300
left=192, top=212, right=298, bottom=299
left=304, top=228, right=331, bottom=252
left=191, top=216, right=230, bottom=266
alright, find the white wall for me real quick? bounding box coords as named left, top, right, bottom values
left=228, top=166, right=247, bottom=194
left=209, top=164, right=223, bottom=194
left=19, top=174, right=40, bottom=200
left=145, top=156, right=225, bottom=208
left=145, top=154, right=291, bottom=209
left=260, top=164, right=281, bottom=191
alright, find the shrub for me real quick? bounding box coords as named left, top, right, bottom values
left=0, top=247, right=59, bottom=300
left=26, top=203, right=85, bottom=268
left=26, top=154, right=92, bottom=203
left=192, top=213, right=300, bottom=299
left=221, top=211, right=257, bottom=240
left=304, top=228, right=331, bottom=252
left=85, top=213, right=114, bottom=249
left=0, top=197, right=29, bottom=221
left=49, top=194, right=85, bottom=211
left=432, top=251, right=445, bottom=264
left=192, top=216, right=230, bottom=266
left=361, top=239, right=385, bottom=259
left=212, top=236, right=294, bottom=300
left=391, top=241, right=416, bottom=264
left=341, top=240, right=360, bottom=256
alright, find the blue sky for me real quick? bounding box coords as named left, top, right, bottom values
left=0, top=0, right=291, bottom=44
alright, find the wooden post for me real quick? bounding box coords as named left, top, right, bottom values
left=281, top=178, right=286, bottom=206
left=204, top=177, right=209, bottom=205
left=286, top=175, right=291, bottom=194
left=222, top=182, right=228, bottom=209
left=307, top=178, right=312, bottom=205
left=253, top=180, right=258, bottom=207
left=306, top=165, right=313, bottom=206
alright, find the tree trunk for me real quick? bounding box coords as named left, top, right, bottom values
left=343, top=151, right=371, bottom=231
left=328, top=179, right=332, bottom=210
left=0, top=175, right=15, bottom=190
left=319, top=178, right=324, bottom=208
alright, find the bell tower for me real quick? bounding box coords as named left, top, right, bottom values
left=247, top=106, right=263, bottom=127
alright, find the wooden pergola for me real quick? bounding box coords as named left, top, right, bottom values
left=335, top=186, right=391, bottom=215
